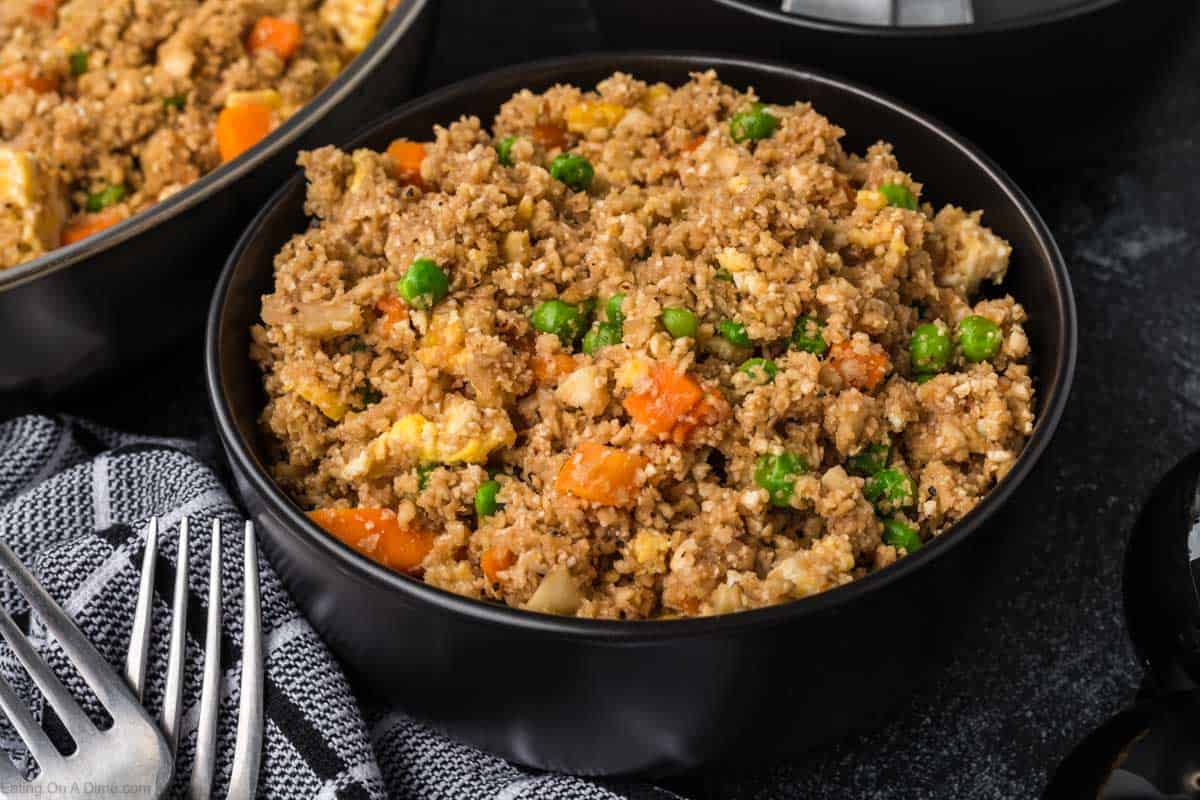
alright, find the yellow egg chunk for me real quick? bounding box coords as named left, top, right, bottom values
left=0, top=148, right=67, bottom=261
left=320, top=0, right=387, bottom=53
left=285, top=376, right=347, bottom=421
left=340, top=396, right=515, bottom=481
left=565, top=101, right=626, bottom=134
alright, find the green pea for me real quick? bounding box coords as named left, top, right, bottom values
left=864, top=467, right=915, bottom=514
left=660, top=307, right=698, bottom=339
left=84, top=184, right=126, bottom=213
left=739, top=358, right=778, bottom=384
left=605, top=293, right=626, bottom=325
left=729, top=103, right=779, bottom=144
left=475, top=479, right=502, bottom=517
left=495, top=135, right=516, bottom=167
left=910, top=323, right=952, bottom=374
left=714, top=268, right=734, bottom=282
left=69, top=50, right=88, bottom=76
left=847, top=442, right=890, bottom=477
left=791, top=315, right=828, bottom=356
left=717, top=319, right=751, bottom=347
left=531, top=299, right=585, bottom=346
left=958, top=315, right=1002, bottom=362
left=549, top=152, right=594, bottom=191
left=915, top=373, right=936, bottom=385
left=398, top=257, right=450, bottom=309
left=882, top=518, right=922, bottom=553
left=582, top=321, right=622, bottom=354
left=879, top=183, right=917, bottom=211
left=417, top=464, right=436, bottom=491
left=754, top=452, right=808, bottom=508
left=163, top=95, right=186, bottom=110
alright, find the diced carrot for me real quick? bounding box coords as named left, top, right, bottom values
left=385, top=139, right=426, bottom=188
left=481, top=546, right=515, bottom=583
left=829, top=340, right=891, bottom=391
left=29, top=0, right=57, bottom=22
left=623, top=362, right=714, bottom=442
left=531, top=353, right=577, bottom=384
left=216, top=102, right=272, bottom=163
left=308, top=507, right=434, bottom=574
left=669, top=391, right=728, bottom=445
left=531, top=123, right=567, bottom=151
left=683, top=134, right=705, bottom=152
left=556, top=442, right=647, bottom=507
left=375, top=294, right=408, bottom=328
left=246, top=16, right=303, bottom=60
left=0, top=66, right=60, bottom=94
left=62, top=208, right=122, bottom=245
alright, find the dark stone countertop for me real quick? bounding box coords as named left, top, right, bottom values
left=55, top=2, right=1200, bottom=797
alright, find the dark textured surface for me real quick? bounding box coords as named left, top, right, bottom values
left=54, top=1, right=1200, bottom=797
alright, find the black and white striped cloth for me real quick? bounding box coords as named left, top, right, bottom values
left=0, top=415, right=678, bottom=799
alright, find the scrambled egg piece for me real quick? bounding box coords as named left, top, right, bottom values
left=715, top=247, right=753, bottom=274
left=321, top=0, right=387, bottom=53
left=225, top=89, right=282, bottom=110
left=342, top=395, right=515, bottom=480
left=855, top=189, right=889, bottom=212
left=565, top=101, right=626, bottom=134
left=415, top=307, right=469, bottom=374
left=348, top=150, right=375, bottom=193
left=614, top=357, right=650, bottom=391
left=0, top=148, right=67, bottom=259
left=284, top=374, right=347, bottom=421
left=631, top=530, right=670, bottom=568
left=639, top=83, right=670, bottom=110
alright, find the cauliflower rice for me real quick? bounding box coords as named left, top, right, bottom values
left=253, top=71, right=1035, bottom=620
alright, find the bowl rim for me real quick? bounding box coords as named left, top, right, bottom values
left=0, top=0, right=430, bottom=294
left=206, top=51, right=1077, bottom=643
left=710, top=0, right=1124, bottom=38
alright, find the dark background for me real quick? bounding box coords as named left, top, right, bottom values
left=57, top=2, right=1200, bottom=797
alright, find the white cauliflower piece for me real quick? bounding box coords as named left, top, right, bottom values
left=933, top=206, right=1012, bottom=295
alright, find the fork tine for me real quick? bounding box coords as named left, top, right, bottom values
left=225, top=522, right=263, bottom=799
left=0, top=605, right=96, bottom=745
left=0, top=543, right=136, bottom=716
left=160, top=517, right=189, bottom=755
left=0, top=668, right=63, bottom=770
left=125, top=517, right=157, bottom=701
left=188, top=519, right=222, bottom=800
left=0, top=747, right=25, bottom=784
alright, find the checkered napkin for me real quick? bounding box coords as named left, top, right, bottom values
left=0, top=415, right=679, bottom=799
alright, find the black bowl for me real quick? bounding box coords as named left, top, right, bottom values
left=206, top=53, right=1077, bottom=776
left=0, top=0, right=436, bottom=408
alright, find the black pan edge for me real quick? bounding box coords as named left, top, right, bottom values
left=713, top=0, right=1123, bottom=38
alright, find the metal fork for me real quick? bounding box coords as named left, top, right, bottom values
left=0, top=542, right=172, bottom=798
left=126, top=517, right=264, bottom=799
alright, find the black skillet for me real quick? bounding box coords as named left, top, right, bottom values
left=0, top=0, right=437, bottom=408
left=589, top=0, right=1196, bottom=170
left=1045, top=452, right=1200, bottom=798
